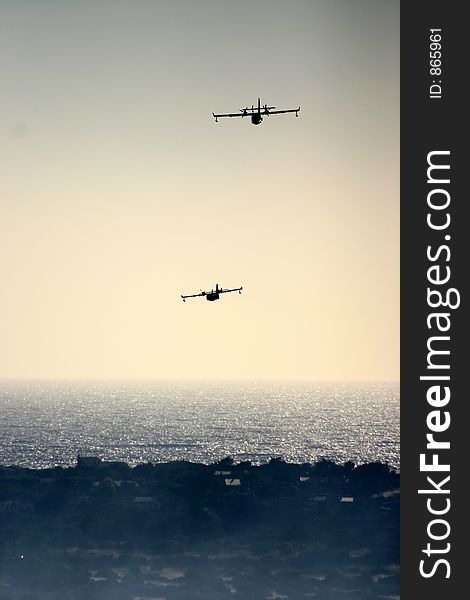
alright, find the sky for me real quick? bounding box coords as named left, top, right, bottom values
left=0, top=0, right=399, bottom=381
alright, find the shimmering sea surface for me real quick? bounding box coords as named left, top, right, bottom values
left=0, top=380, right=399, bottom=469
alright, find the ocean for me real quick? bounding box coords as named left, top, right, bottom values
left=0, top=380, right=399, bottom=469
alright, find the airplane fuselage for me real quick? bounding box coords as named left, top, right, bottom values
left=251, top=113, right=263, bottom=125
left=206, top=292, right=220, bottom=301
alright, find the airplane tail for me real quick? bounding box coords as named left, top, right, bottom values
left=258, top=97, right=261, bottom=112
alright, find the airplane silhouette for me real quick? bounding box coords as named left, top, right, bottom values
left=181, top=283, right=243, bottom=302
left=213, top=98, right=300, bottom=125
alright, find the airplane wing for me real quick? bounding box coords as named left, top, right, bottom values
left=219, top=286, right=243, bottom=294
left=264, top=107, right=300, bottom=115
left=181, top=292, right=206, bottom=301
left=213, top=112, right=247, bottom=121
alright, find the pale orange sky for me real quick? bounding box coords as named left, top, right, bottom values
left=0, top=0, right=399, bottom=381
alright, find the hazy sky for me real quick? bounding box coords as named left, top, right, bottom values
left=0, top=0, right=399, bottom=381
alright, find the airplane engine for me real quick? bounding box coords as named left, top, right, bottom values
left=251, top=114, right=263, bottom=125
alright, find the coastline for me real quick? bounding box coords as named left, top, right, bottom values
left=1, top=458, right=399, bottom=599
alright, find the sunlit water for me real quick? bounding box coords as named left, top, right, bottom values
left=0, top=380, right=399, bottom=469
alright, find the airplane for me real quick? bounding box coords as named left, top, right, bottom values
left=181, top=283, right=243, bottom=302
left=213, top=97, right=300, bottom=125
